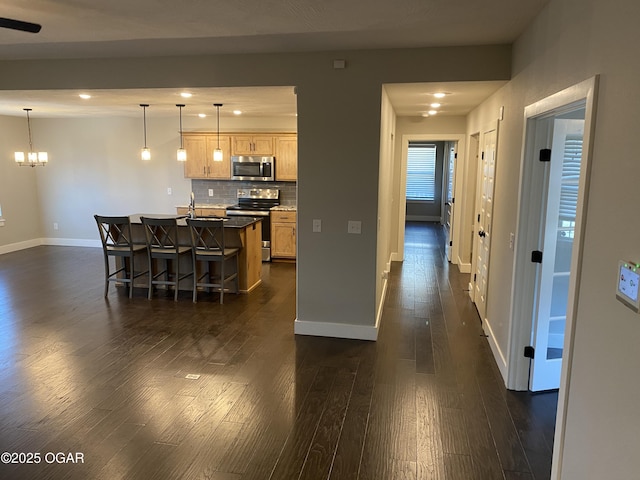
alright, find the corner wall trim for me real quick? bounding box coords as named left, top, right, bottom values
left=294, top=319, right=379, bottom=341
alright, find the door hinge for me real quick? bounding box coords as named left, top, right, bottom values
left=477, top=214, right=481, bottom=222
left=524, top=346, right=535, bottom=359
left=449, top=241, right=453, bottom=247
left=473, top=273, right=477, bottom=282
left=454, top=153, right=458, bottom=159
left=481, top=151, right=485, bottom=160
left=452, top=197, right=455, bottom=204
left=539, top=148, right=551, bottom=162
left=531, top=250, right=543, bottom=263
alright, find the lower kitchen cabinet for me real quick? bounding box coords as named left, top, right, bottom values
left=271, top=210, right=296, bottom=259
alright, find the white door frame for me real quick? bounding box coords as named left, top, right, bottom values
left=506, top=76, right=599, bottom=479
left=396, top=134, right=466, bottom=264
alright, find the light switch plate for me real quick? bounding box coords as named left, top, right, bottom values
left=348, top=220, right=362, bottom=234
left=208, top=189, right=214, bottom=197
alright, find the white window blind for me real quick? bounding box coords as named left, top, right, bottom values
left=406, top=142, right=436, bottom=201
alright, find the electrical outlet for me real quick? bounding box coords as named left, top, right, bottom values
left=348, top=220, right=362, bottom=234
left=312, top=219, right=322, bottom=233
left=53, top=222, right=58, bottom=230
left=208, top=189, right=214, bottom=197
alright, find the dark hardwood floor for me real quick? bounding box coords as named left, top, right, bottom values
left=0, top=222, right=557, bottom=479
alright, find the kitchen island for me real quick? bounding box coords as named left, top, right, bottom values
left=128, top=214, right=263, bottom=293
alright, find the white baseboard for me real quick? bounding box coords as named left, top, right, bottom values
left=0, top=238, right=42, bottom=255
left=1, top=237, right=101, bottom=255
left=43, top=238, right=101, bottom=248
left=295, top=318, right=379, bottom=341
left=406, top=215, right=440, bottom=222
left=483, top=317, right=508, bottom=385
left=457, top=259, right=471, bottom=273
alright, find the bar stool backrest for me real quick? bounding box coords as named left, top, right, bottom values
left=187, top=218, right=225, bottom=253
left=95, top=215, right=134, bottom=251
left=141, top=217, right=180, bottom=251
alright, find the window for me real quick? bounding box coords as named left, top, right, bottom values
left=406, top=142, right=436, bottom=201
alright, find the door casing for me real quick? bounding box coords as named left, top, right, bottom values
left=506, top=76, right=599, bottom=480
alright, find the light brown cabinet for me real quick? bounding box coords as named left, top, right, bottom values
left=232, top=135, right=274, bottom=156
left=184, top=132, right=296, bottom=180
left=183, top=134, right=231, bottom=179
left=271, top=210, right=296, bottom=259
left=275, top=136, right=297, bottom=181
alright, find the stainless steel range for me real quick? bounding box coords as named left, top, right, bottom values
left=225, top=188, right=280, bottom=261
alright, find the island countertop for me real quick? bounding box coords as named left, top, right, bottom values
left=129, top=214, right=262, bottom=229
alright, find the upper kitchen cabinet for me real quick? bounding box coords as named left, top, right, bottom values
left=183, top=133, right=231, bottom=179
left=232, top=135, right=274, bottom=156
left=275, top=136, right=297, bottom=181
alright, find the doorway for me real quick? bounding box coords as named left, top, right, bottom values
left=507, top=76, right=599, bottom=478
left=396, top=134, right=466, bottom=266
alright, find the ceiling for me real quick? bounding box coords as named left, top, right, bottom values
left=0, top=0, right=545, bottom=118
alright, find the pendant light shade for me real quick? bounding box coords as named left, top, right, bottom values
left=176, top=104, right=187, bottom=162
left=213, top=103, right=223, bottom=162
left=140, top=104, right=151, bottom=161
left=15, top=108, right=48, bottom=167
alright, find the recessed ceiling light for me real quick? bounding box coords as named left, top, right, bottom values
left=433, top=92, right=446, bottom=98
left=198, top=113, right=206, bottom=118
left=79, top=94, right=91, bottom=99
left=428, top=110, right=438, bottom=115
left=430, top=103, right=441, bottom=108
left=181, top=92, right=192, bottom=98
left=233, top=110, right=242, bottom=115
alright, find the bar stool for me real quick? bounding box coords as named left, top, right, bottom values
left=94, top=215, right=148, bottom=298
left=141, top=216, right=193, bottom=301
left=187, top=218, right=240, bottom=304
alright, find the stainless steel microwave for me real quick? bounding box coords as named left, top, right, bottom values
left=231, top=156, right=275, bottom=181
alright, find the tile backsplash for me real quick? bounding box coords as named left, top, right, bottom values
left=191, top=180, right=297, bottom=206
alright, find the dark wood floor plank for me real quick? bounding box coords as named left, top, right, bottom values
left=269, top=365, right=338, bottom=480
left=298, top=369, right=355, bottom=480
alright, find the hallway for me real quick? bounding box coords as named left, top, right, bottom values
left=0, top=222, right=556, bottom=479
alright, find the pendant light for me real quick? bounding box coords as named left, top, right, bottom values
left=15, top=108, right=48, bottom=167
left=213, top=103, right=223, bottom=162
left=140, top=104, right=151, bottom=161
left=176, top=104, right=187, bottom=162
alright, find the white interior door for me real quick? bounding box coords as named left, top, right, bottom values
left=530, top=119, right=585, bottom=391
left=473, top=127, right=497, bottom=320
left=444, top=143, right=456, bottom=261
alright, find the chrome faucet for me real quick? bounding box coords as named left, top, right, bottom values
left=188, top=192, right=196, bottom=219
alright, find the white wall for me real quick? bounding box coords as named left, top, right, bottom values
left=375, top=87, right=396, bottom=328
left=468, top=0, right=640, bottom=477
left=0, top=116, right=42, bottom=252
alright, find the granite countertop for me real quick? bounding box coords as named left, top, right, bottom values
left=130, top=214, right=261, bottom=229
left=271, top=205, right=297, bottom=211
left=176, top=204, right=231, bottom=209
